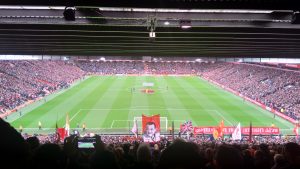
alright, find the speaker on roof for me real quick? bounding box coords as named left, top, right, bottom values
left=64, top=7, right=76, bottom=21
left=291, top=11, right=300, bottom=24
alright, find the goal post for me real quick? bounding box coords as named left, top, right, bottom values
left=133, top=116, right=168, bottom=132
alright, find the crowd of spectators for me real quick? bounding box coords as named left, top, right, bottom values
left=0, top=60, right=84, bottom=113
left=200, top=62, right=300, bottom=120
left=77, top=60, right=144, bottom=75
left=1, top=60, right=299, bottom=122
left=76, top=60, right=203, bottom=75
left=1, top=118, right=300, bottom=169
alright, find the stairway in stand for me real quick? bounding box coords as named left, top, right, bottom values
left=144, top=62, right=150, bottom=74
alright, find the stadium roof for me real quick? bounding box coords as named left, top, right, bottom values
left=0, top=0, right=300, bottom=57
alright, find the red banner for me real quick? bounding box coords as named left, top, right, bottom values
left=142, top=114, right=160, bottom=142
left=193, top=126, right=280, bottom=135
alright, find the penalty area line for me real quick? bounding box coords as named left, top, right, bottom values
left=110, top=120, right=115, bottom=128
left=64, top=109, right=82, bottom=127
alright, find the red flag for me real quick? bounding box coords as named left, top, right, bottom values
left=249, top=121, right=253, bottom=143
left=57, top=128, right=66, bottom=141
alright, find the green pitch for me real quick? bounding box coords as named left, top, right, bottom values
left=8, top=76, right=294, bottom=134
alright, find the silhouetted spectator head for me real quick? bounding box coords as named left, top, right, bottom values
left=214, top=145, right=243, bottom=169
left=0, top=119, right=29, bottom=169
left=33, top=143, right=65, bottom=169
left=90, top=149, right=120, bottom=169
left=273, top=154, right=286, bottom=167
left=26, top=136, right=40, bottom=150
left=283, top=142, right=300, bottom=167
left=157, top=139, right=204, bottom=169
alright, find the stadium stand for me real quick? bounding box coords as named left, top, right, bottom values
left=0, top=60, right=300, bottom=169
left=201, top=62, right=300, bottom=120
left=1, top=118, right=300, bottom=169
left=0, top=60, right=84, bottom=113
left=1, top=60, right=299, bottom=122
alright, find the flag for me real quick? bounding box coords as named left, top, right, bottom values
left=180, top=120, right=193, bottom=134
left=213, top=128, right=219, bottom=140
left=55, top=122, right=60, bottom=142
left=232, top=123, right=242, bottom=140
left=142, top=114, right=160, bottom=132
left=142, top=114, right=160, bottom=142
left=55, top=121, right=58, bottom=130
left=212, top=119, right=224, bottom=140
left=57, top=128, right=66, bottom=141
left=65, top=113, right=70, bottom=137
left=294, top=124, right=299, bottom=138
left=249, top=121, right=252, bottom=143
left=218, top=120, right=224, bottom=138
left=131, top=120, right=138, bottom=138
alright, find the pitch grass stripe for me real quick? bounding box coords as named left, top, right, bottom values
left=65, top=76, right=118, bottom=128
left=195, top=78, right=293, bottom=129
left=149, top=77, right=173, bottom=119
left=6, top=77, right=88, bottom=123
left=169, top=77, right=222, bottom=126
left=162, top=77, right=204, bottom=126
left=55, top=76, right=110, bottom=128
left=154, top=77, right=189, bottom=124
left=187, top=77, right=265, bottom=126
left=197, top=77, right=292, bottom=129
left=128, top=76, right=140, bottom=120
left=78, top=76, right=128, bottom=128
left=146, top=76, right=171, bottom=131
left=158, top=77, right=194, bottom=123
left=11, top=77, right=100, bottom=128
left=196, top=78, right=273, bottom=126
left=186, top=77, right=272, bottom=127
left=47, top=77, right=105, bottom=128
left=146, top=76, right=168, bottom=116
left=100, top=76, right=134, bottom=128
left=175, top=77, right=236, bottom=126
left=17, top=76, right=99, bottom=128
left=57, top=76, right=111, bottom=128
left=130, top=76, right=150, bottom=116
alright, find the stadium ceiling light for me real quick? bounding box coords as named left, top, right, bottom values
left=0, top=6, right=65, bottom=10
left=97, top=7, right=278, bottom=14
left=180, top=20, right=192, bottom=29
left=164, top=21, right=170, bottom=25
left=0, top=6, right=289, bottom=14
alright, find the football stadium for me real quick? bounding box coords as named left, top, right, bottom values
left=1, top=1, right=300, bottom=169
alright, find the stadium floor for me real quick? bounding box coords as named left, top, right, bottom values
left=7, top=76, right=294, bottom=135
